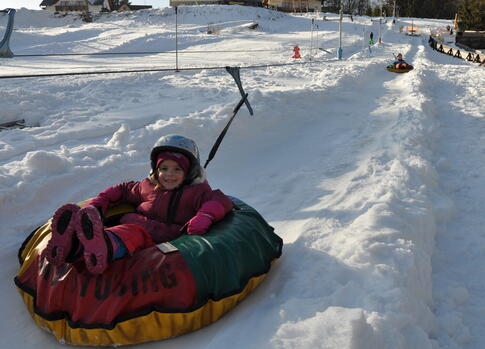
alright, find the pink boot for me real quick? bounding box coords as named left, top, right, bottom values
left=44, top=203, right=81, bottom=265
left=75, top=205, right=114, bottom=274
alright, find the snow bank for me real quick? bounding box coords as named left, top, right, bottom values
left=1, top=5, right=484, bottom=349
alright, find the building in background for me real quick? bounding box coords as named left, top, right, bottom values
left=169, top=0, right=262, bottom=7
left=39, top=0, right=151, bottom=14
left=39, top=0, right=111, bottom=14
left=169, top=0, right=320, bottom=11
left=265, top=0, right=321, bottom=12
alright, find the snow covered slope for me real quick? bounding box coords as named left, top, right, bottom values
left=1, top=6, right=484, bottom=349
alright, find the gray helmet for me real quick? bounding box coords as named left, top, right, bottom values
left=150, top=134, right=201, bottom=183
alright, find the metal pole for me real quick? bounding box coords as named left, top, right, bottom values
left=175, top=6, right=179, bottom=72
left=0, top=8, right=16, bottom=58
left=316, top=23, right=319, bottom=54
left=310, top=18, right=314, bottom=60
left=337, top=9, right=343, bottom=59
left=379, top=18, right=382, bottom=44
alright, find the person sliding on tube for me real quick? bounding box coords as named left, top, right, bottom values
left=393, top=53, right=410, bottom=69
left=43, top=134, right=233, bottom=274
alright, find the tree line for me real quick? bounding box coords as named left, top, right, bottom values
left=322, top=0, right=484, bottom=30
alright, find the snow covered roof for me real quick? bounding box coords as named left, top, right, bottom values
left=39, top=0, right=58, bottom=6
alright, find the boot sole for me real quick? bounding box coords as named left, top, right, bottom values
left=44, top=203, right=80, bottom=265
left=75, top=206, right=108, bottom=274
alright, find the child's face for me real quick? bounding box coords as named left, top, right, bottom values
left=157, top=159, right=185, bottom=190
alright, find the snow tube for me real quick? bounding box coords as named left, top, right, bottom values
left=14, top=197, right=282, bottom=346
left=386, top=64, right=414, bottom=73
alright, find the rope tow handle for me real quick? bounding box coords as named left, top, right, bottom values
left=225, top=66, right=253, bottom=116
left=203, top=66, right=253, bottom=169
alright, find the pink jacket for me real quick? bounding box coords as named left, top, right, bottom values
left=86, top=178, right=233, bottom=244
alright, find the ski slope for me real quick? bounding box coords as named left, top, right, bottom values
left=1, top=6, right=484, bottom=349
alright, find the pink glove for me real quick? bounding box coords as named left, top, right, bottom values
left=187, top=213, right=214, bottom=235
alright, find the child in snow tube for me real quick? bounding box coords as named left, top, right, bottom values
left=15, top=134, right=283, bottom=346
left=389, top=53, right=413, bottom=70
left=43, top=134, right=233, bottom=275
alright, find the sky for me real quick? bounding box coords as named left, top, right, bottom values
left=2, top=4, right=485, bottom=349
left=2, top=0, right=170, bottom=10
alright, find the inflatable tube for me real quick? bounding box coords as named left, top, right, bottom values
left=14, top=197, right=282, bottom=346
left=386, top=65, right=414, bottom=73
